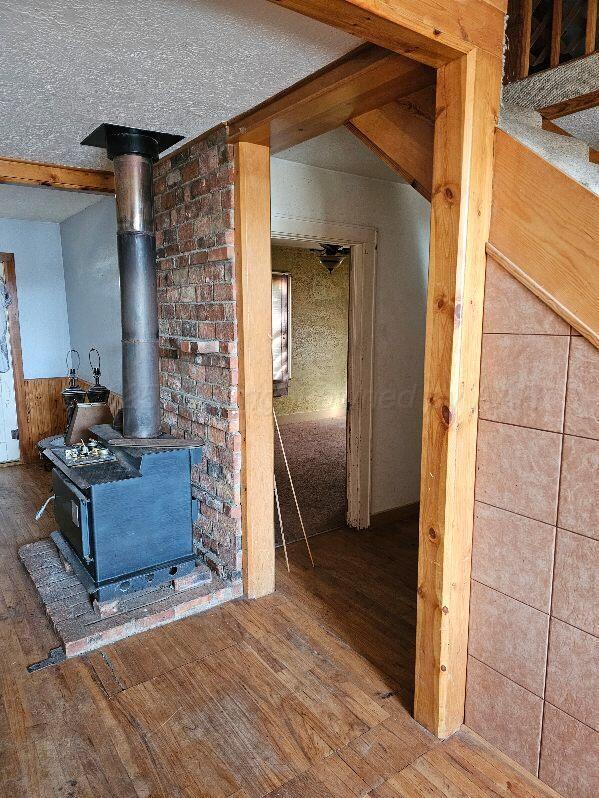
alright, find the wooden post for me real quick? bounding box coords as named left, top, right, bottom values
left=414, top=48, right=502, bottom=738
left=234, top=141, right=276, bottom=599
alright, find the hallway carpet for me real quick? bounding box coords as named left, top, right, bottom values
left=274, top=415, right=346, bottom=546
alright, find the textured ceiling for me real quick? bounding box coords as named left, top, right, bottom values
left=0, top=0, right=359, bottom=170
left=274, top=128, right=405, bottom=183
left=0, top=185, right=105, bottom=222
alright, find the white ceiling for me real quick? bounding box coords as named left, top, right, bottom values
left=0, top=0, right=359, bottom=170
left=0, top=184, right=106, bottom=222
left=274, top=127, right=405, bottom=183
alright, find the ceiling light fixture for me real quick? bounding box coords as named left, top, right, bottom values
left=310, top=243, right=351, bottom=274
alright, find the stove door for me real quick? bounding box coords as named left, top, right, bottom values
left=52, top=469, right=92, bottom=569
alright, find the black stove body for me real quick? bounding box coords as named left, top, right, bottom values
left=46, top=425, right=201, bottom=601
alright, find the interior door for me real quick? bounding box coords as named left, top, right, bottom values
left=0, top=260, right=20, bottom=463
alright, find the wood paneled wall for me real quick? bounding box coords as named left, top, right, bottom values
left=19, top=378, right=123, bottom=463
left=21, top=378, right=68, bottom=463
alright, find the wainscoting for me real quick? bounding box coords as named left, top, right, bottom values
left=21, top=377, right=68, bottom=463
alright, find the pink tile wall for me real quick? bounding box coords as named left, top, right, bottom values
left=465, top=257, right=599, bottom=798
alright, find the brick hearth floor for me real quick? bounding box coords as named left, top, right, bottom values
left=19, top=537, right=241, bottom=657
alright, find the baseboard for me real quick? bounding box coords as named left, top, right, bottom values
left=275, top=408, right=346, bottom=425
left=370, top=502, right=420, bottom=527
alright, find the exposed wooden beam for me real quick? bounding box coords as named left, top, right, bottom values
left=346, top=84, right=435, bottom=200
left=228, top=44, right=435, bottom=153
left=539, top=88, right=599, bottom=119
left=234, top=141, right=276, bottom=599
left=489, top=129, right=599, bottom=348
left=266, top=0, right=507, bottom=67
left=414, top=48, right=503, bottom=739
left=0, top=156, right=114, bottom=193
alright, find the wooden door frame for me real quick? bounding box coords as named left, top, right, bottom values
left=271, top=214, right=377, bottom=529
left=232, top=0, right=504, bottom=741
left=0, top=253, right=28, bottom=464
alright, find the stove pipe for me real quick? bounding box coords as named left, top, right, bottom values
left=81, top=124, right=183, bottom=438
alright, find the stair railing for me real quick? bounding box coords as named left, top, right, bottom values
left=505, top=0, right=598, bottom=83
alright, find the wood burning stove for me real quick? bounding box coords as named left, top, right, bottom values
left=42, top=124, right=205, bottom=604
left=46, top=424, right=200, bottom=601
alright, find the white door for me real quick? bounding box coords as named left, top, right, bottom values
left=0, top=261, right=20, bottom=463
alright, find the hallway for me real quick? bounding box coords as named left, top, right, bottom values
left=0, top=464, right=560, bottom=797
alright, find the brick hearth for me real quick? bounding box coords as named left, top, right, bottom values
left=19, top=538, right=242, bottom=658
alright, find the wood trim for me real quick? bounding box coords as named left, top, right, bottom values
left=370, top=501, right=420, bottom=527
left=346, top=85, right=435, bottom=200
left=228, top=44, right=435, bottom=153
left=0, top=156, right=114, bottom=193
left=550, top=0, right=564, bottom=68
left=489, top=130, right=599, bottom=349
left=586, top=0, right=598, bottom=54
left=487, top=244, right=598, bottom=348
left=1, top=253, right=28, bottom=463
left=346, top=241, right=376, bottom=530
left=539, top=88, right=599, bottom=119
left=235, top=141, right=275, bottom=599
left=414, top=49, right=503, bottom=738
left=265, top=0, right=506, bottom=67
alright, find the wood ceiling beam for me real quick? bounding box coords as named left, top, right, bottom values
left=346, top=84, right=435, bottom=200
left=266, top=0, right=506, bottom=67
left=539, top=88, right=599, bottom=120
left=228, top=44, right=435, bottom=153
left=0, top=156, right=114, bottom=194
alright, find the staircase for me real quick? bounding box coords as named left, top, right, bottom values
left=499, top=104, right=599, bottom=195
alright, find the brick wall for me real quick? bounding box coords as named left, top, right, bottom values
left=466, top=255, right=598, bottom=798
left=153, top=126, right=242, bottom=582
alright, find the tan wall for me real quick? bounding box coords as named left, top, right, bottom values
left=272, top=246, right=349, bottom=417
left=465, top=255, right=599, bottom=798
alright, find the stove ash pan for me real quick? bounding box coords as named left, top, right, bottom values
left=47, top=426, right=202, bottom=602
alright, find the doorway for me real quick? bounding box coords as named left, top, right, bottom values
left=271, top=240, right=351, bottom=548
left=271, top=215, right=377, bottom=541
left=0, top=253, right=23, bottom=464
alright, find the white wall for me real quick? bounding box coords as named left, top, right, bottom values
left=271, top=159, right=430, bottom=514
left=0, top=218, right=70, bottom=378
left=60, top=198, right=122, bottom=393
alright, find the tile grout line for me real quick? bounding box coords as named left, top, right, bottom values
left=537, top=332, right=571, bottom=779
left=475, top=499, right=598, bottom=543
left=478, top=415, right=598, bottom=443
left=468, top=654, right=597, bottom=735
left=471, top=576, right=598, bottom=639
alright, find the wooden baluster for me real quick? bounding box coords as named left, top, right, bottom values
left=550, top=0, right=564, bottom=67
left=586, top=0, right=598, bottom=54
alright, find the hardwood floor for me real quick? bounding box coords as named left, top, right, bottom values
left=0, top=464, right=560, bottom=798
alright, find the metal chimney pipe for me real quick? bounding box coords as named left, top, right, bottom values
left=81, top=124, right=183, bottom=438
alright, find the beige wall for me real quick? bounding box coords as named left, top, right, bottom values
left=272, top=246, right=349, bottom=417
left=465, top=256, right=599, bottom=798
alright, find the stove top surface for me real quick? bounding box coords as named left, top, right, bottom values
left=54, top=440, right=118, bottom=468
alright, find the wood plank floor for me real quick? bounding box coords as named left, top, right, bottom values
left=0, top=464, right=561, bottom=798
